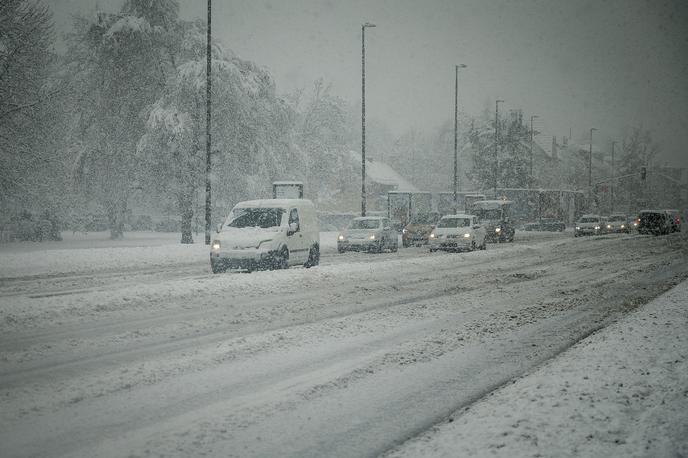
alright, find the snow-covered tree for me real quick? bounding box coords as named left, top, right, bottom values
left=138, top=19, right=294, bottom=243
left=67, top=0, right=179, bottom=239
left=0, top=0, right=59, bottom=210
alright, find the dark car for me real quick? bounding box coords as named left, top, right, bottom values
left=524, top=218, right=565, bottom=232
left=664, top=209, right=681, bottom=233
left=604, top=214, right=630, bottom=234
left=402, top=212, right=440, bottom=247
left=637, top=210, right=671, bottom=235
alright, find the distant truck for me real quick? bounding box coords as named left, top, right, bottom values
left=472, top=199, right=515, bottom=243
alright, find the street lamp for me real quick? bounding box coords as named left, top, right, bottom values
left=204, top=0, right=212, bottom=245
left=610, top=141, right=616, bottom=213
left=494, top=99, right=504, bottom=198
left=529, top=115, right=539, bottom=187
left=361, top=22, right=376, bottom=217
left=454, top=63, right=467, bottom=213
left=589, top=127, right=598, bottom=206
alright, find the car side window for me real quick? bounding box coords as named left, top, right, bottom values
left=289, top=209, right=300, bottom=232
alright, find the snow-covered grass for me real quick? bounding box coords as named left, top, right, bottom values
left=388, top=279, right=688, bottom=458
left=0, top=231, right=341, bottom=278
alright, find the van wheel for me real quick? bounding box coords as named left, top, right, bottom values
left=391, top=241, right=398, bottom=252
left=211, top=260, right=225, bottom=274
left=274, top=247, right=289, bottom=269
left=304, top=244, right=319, bottom=268
left=471, top=241, right=476, bottom=251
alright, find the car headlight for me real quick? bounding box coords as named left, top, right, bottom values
left=575, top=226, right=580, bottom=230
left=402, top=228, right=407, bottom=234
left=212, top=240, right=221, bottom=250
left=369, top=234, right=376, bottom=240
left=606, top=224, right=611, bottom=229
left=463, top=233, right=471, bottom=238
left=429, top=233, right=436, bottom=239
left=620, top=224, right=625, bottom=229
left=495, top=227, right=501, bottom=233
left=338, top=234, right=345, bottom=241
left=594, top=226, right=600, bottom=230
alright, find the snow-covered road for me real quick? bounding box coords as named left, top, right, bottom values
left=1, top=230, right=686, bottom=457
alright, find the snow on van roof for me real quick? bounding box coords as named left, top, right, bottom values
left=234, top=199, right=314, bottom=208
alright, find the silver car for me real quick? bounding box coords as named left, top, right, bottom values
left=337, top=217, right=398, bottom=253
left=429, top=214, right=487, bottom=252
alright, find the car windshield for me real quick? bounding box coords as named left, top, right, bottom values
left=226, top=208, right=284, bottom=229
left=476, top=209, right=502, bottom=220
left=438, top=217, right=471, bottom=228
left=410, top=214, right=436, bottom=224
left=580, top=217, right=599, bottom=223
left=608, top=216, right=625, bottom=222
left=349, top=219, right=381, bottom=229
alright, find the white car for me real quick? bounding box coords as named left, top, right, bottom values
left=429, top=214, right=487, bottom=252
left=337, top=216, right=398, bottom=253
left=210, top=199, right=320, bottom=273
left=574, top=214, right=603, bottom=237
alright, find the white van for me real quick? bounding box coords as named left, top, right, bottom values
left=210, top=199, right=320, bottom=273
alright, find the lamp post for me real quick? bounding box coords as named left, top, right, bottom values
left=588, top=127, right=598, bottom=207
left=494, top=99, right=504, bottom=198
left=529, top=115, right=538, bottom=187
left=454, top=64, right=467, bottom=213
left=361, top=22, right=376, bottom=217
left=204, top=0, right=212, bottom=245
left=610, top=140, right=616, bottom=213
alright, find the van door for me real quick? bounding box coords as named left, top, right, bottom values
left=287, top=208, right=308, bottom=263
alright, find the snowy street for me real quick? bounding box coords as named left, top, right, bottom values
left=1, top=230, right=686, bottom=457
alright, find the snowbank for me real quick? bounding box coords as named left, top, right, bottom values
left=388, top=279, right=688, bottom=457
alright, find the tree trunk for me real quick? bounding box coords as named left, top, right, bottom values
left=179, top=187, right=194, bottom=244
left=107, top=199, right=126, bottom=240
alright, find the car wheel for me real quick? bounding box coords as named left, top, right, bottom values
left=471, top=241, right=476, bottom=251
left=480, top=238, right=487, bottom=250
left=274, top=247, right=289, bottom=269
left=391, top=240, right=398, bottom=252
left=304, top=244, right=319, bottom=268
left=211, top=260, right=225, bottom=274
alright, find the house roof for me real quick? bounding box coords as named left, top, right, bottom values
left=348, top=151, right=420, bottom=193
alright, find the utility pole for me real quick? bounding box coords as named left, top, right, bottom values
left=454, top=64, right=466, bottom=213
left=494, top=99, right=504, bottom=198
left=361, top=22, right=376, bottom=217
left=610, top=141, right=616, bottom=213
left=588, top=127, right=598, bottom=208
left=204, top=0, right=212, bottom=245
left=529, top=115, right=538, bottom=187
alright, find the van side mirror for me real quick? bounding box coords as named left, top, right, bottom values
left=216, top=224, right=222, bottom=233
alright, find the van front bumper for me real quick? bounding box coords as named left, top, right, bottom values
left=210, top=247, right=279, bottom=270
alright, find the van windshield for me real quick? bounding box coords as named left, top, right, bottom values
left=349, top=219, right=381, bottom=229
left=438, top=217, right=471, bottom=228
left=227, top=208, right=285, bottom=229
left=475, top=209, right=502, bottom=220
left=579, top=217, right=599, bottom=223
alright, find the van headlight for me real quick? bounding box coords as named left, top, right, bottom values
left=212, top=240, right=221, bottom=250
left=338, top=234, right=345, bottom=241
left=620, top=224, right=625, bottom=229
left=369, top=234, right=376, bottom=240
left=429, top=233, right=436, bottom=239
left=495, top=227, right=501, bottom=233
left=594, top=226, right=600, bottom=230
left=575, top=226, right=580, bottom=230
left=463, top=233, right=471, bottom=238
left=606, top=224, right=611, bottom=229
left=402, top=228, right=408, bottom=234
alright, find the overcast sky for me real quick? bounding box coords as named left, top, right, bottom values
left=51, top=0, right=688, bottom=168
